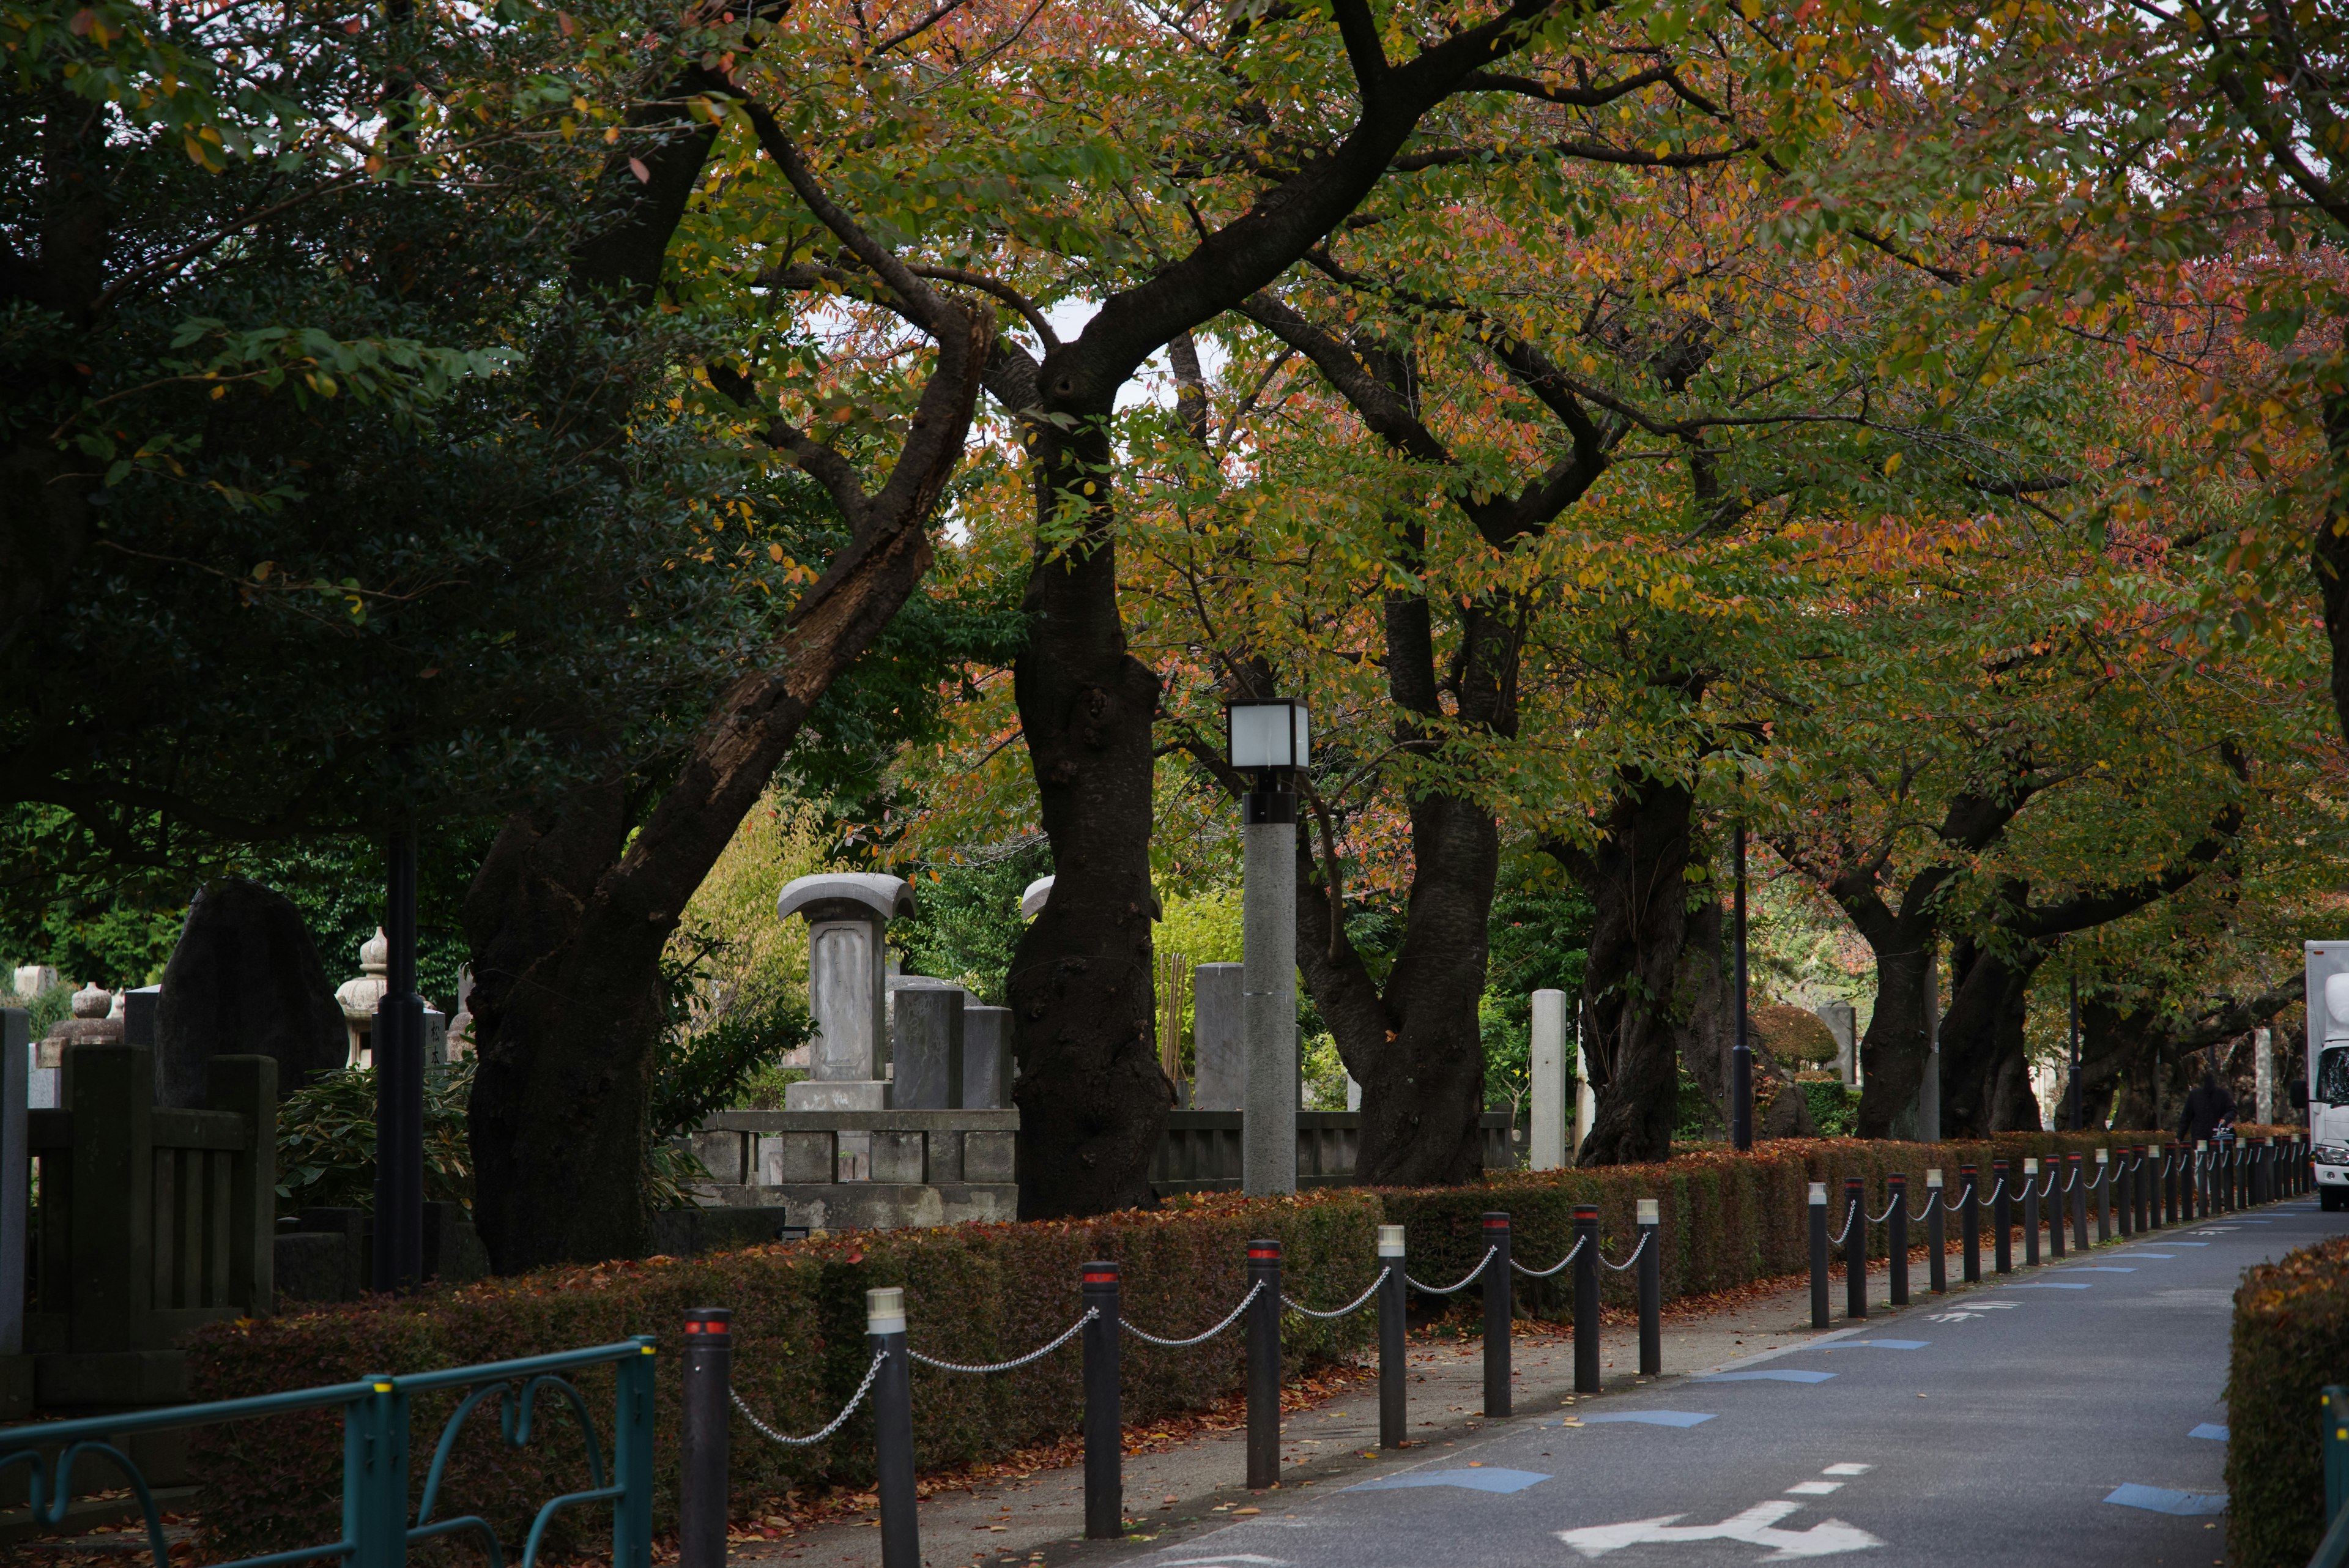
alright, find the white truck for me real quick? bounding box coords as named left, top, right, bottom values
left=2307, top=941, right=2349, bottom=1209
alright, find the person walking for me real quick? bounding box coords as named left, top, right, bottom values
left=2180, top=1067, right=2237, bottom=1143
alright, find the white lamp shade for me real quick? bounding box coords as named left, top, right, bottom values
left=1228, top=699, right=1308, bottom=770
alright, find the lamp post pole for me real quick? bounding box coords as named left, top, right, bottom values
left=373, top=825, right=426, bottom=1291
left=1231, top=700, right=1305, bottom=1198
left=2068, top=973, right=2083, bottom=1133
left=1731, top=823, right=1753, bottom=1151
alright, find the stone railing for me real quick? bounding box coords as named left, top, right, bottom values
left=688, top=1109, right=1019, bottom=1230
left=1149, top=1109, right=1515, bottom=1195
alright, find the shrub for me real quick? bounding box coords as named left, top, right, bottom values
left=2227, top=1235, right=2349, bottom=1566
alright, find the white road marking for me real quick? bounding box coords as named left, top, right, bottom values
left=1786, top=1481, right=1844, bottom=1495
left=1560, top=1501, right=1883, bottom=1559
left=1822, top=1464, right=1872, bottom=1476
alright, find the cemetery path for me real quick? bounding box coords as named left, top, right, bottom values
left=738, top=1198, right=2334, bottom=1568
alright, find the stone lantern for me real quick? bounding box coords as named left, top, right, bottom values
left=335, top=929, right=390, bottom=1068
left=775, top=873, right=916, bottom=1110
left=38, top=983, right=122, bottom=1069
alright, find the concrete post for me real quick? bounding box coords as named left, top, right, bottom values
left=1190, top=964, right=1245, bottom=1110
left=2257, top=1026, right=2275, bottom=1126
left=1575, top=1076, right=1597, bottom=1159
left=1530, top=989, right=1568, bottom=1171
left=1242, top=806, right=1297, bottom=1197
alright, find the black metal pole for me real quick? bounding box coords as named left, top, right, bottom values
left=1573, top=1205, right=1601, bottom=1392
left=2164, top=1144, right=2179, bottom=1225
left=1960, top=1164, right=1981, bottom=1283
left=2071, top=1153, right=2088, bottom=1250
left=1731, top=826, right=1753, bottom=1152
left=2138, top=1143, right=2154, bottom=1232
left=1808, top=1184, right=1830, bottom=1329
left=1482, top=1213, right=1512, bottom=1417
left=1083, top=1262, right=1122, bottom=1539
left=2068, top=974, right=2082, bottom=1132
left=680, top=1307, right=732, bottom=1568
left=1992, top=1157, right=2013, bottom=1274
left=1844, top=1176, right=1867, bottom=1320
left=1636, top=1200, right=1661, bottom=1377
left=869, top=1289, right=918, bottom=1568
left=2050, top=1160, right=2066, bottom=1258
left=1246, top=1239, right=1280, bottom=1490
left=2118, top=1149, right=2135, bottom=1236
left=1888, top=1174, right=1909, bottom=1306
left=1926, top=1170, right=1946, bottom=1295
left=372, top=826, right=423, bottom=1292
left=2096, top=1150, right=2112, bottom=1242
left=1378, top=1225, right=1406, bottom=1449
left=2023, top=1160, right=2041, bottom=1268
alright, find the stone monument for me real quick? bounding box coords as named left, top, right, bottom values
left=965, top=1004, right=1012, bottom=1109
left=1816, top=1000, right=1858, bottom=1087
left=1190, top=963, right=1244, bottom=1109
left=9, top=965, right=59, bottom=1000
left=1529, top=987, right=1568, bottom=1170
left=889, top=976, right=965, bottom=1110
left=158, top=877, right=346, bottom=1105
left=336, top=929, right=390, bottom=1067
left=776, top=872, right=916, bottom=1111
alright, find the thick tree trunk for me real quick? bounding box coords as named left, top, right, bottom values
left=1673, top=899, right=1732, bottom=1137
left=1854, top=938, right=1934, bottom=1137
left=1006, top=417, right=1169, bottom=1219
left=1559, top=771, right=1694, bottom=1165
left=2314, top=338, right=2349, bottom=745
left=1937, top=936, right=2050, bottom=1136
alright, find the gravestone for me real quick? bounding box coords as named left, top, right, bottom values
left=1530, top=987, right=1568, bottom=1170
left=1190, top=964, right=1244, bottom=1109
left=776, top=873, right=915, bottom=1112
left=1817, top=1000, right=1858, bottom=1087
left=157, top=879, right=346, bottom=1109
left=891, top=979, right=965, bottom=1110
left=9, top=965, right=58, bottom=1000
left=965, top=1005, right=1012, bottom=1109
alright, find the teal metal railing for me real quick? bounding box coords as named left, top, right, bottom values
left=0, top=1336, right=656, bottom=1568
left=2313, top=1385, right=2349, bottom=1567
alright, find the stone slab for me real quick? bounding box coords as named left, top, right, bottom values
left=1190, top=962, right=1244, bottom=1110
left=963, top=1005, right=1011, bottom=1109
left=965, top=1129, right=1016, bottom=1183
left=699, top=1181, right=1017, bottom=1230
left=891, top=984, right=965, bottom=1110
left=706, top=1109, right=1020, bottom=1132
left=756, top=1132, right=834, bottom=1186
left=784, top=1079, right=886, bottom=1112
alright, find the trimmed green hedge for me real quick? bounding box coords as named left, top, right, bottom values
left=2227, top=1235, right=2349, bottom=1567
left=184, top=1132, right=2173, bottom=1558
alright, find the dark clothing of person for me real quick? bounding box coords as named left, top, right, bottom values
left=2180, top=1082, right=2236, bottom=1143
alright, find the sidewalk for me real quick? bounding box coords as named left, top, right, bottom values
left=728, top=1238, right=2031, bottom=1568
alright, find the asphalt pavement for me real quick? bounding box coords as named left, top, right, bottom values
left=1105, top=1195, right=2339, bottom=1568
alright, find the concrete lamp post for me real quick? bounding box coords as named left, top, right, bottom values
left=1228, top=697, right=1307, bottom=1197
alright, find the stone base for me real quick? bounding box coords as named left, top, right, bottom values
left=785, top=1079, right=887, bottom=1112
left=693, top=1181, right=1017, bottom=1231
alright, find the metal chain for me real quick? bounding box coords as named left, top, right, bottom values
left=2063, top=1167, right=2080, bottom=1193
left=1980, top=1178, right=2007, bottom=1208
left=908, top=1309, right=1097, bottom=1374
left=1282, top=1266, right=1390, bottom=1320
left=1830, top=1200, right=1858, bottom=1246
left=1123, top=1281, right=1264, bottom=1348
left=732, top=1350, right=888, bottom=1448
left=1599, top=1231, right=1650, bottom=1273
left=2039, top=1169, right=2059, bottom=1198
left=1867, top=1194, right=1903, bottom=1224
left=1510, top=1237, right=1584, bottom=1279
left=1408, top=1246, right=1498, bottom=1295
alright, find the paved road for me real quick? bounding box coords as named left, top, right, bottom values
left=1110, top=1197, right=2338, bottom=1568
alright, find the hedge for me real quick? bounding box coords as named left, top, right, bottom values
left=184, top=1131, right=2182, bottom=1558
left=2228, top=1234, right=2349, bottom=1567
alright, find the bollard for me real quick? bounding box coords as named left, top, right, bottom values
left=1246, top=1239, right=1281, bottom=1490
left=1960, top=1164, right=1981, bottom=1284
left=1888, top=1175, right=1910, bottom=1306
left=2022, top=1159, right=2040, bottom=1268
left=1482, top=1213, right=1512, bottom=1418
left=2070, top=1153, right=2088, bottom=1253
left=2214, top=1139, right=2227, bottom=1214
left=2181, top=1143, right=2197, bottom=1221
left=2118, top=1148, right=2135, bottom=1236
left=680, top=1307, right=732, bottom=1568
left=1926, top=1169, right=1947, bottom=1295
left=869, top=1288, right=919, bottom=1568
left=1808, top=1183, right=1830, bottom=1329
left=2165, top=1144, right=2181, bottom=1224
left=2195, top=1140, right=2210, bottom=1219
left=2095, top=1148, right=2110, bottom=1242
left=1573, top=1205, right=1601, bottom=1394
left=1378, top=1224, right=1406, bottom=1449
left=1082, top=1261, right=1122, bottom=1539
left=2327, top=1386, right=2349, bottom=1528
left=1844, top=1176, right=1868, bottom=1320
left=1636, top=1199, right=1661, bottom=1377
left=2150, top=1144, right=2167, bottom=1230
left=1993, top=1157, right=2013, bottom=1274
left=2263, top=1138, right=2277, bottom=1205
left=2140, top=1143, right=2156, bottom=1232
left=2049, top=1161, right=2065, bottom=1258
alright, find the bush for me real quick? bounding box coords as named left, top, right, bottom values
left=275, top=1065, right=475, bottom=1217
left=187, top=1192, right=1379, bottom=1560
left=2227, top=1235, right=2349, bottom=1566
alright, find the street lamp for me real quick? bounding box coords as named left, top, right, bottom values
left=1731, top=824, right=1753, bottom=1151
left=1226, top=696, right=1307, bottom=1195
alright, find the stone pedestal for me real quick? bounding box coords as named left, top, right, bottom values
left=964, top=1005, right=1011, bottom=1109
left=1529, top=988, right=1568, bottom=1170
left=1817, top=1000, right=1858, bottom=1087
left=777, top=874, right=915, bottom=1113
left=1191, top=964, right=1244, bottom=1109
left=892, top=983, right=965, bottom=1110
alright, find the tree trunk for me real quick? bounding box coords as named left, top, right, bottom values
left=1854, top=938, right=1935, bottom=1137
left=1937, top=935, right=2051, bottom=1136
left=1673, top=899, right=1732, bottom=1137
left=1005, top=415, right=1170, bottom=1219
left=1559, top=771, right=1694, bottom=1165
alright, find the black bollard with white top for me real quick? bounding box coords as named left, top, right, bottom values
left=1992, top=1157, right=2013, bottom=1274
left=680, top=1307, right=731, bottom=1568
left=1926, top=1169, right=1946, bottom=1296
left=1573, top=1204, right=1601, bottom=1394
left=1378, top=1224, right=1406, bottom=1449
left=1843, top=1176, right=1867, bottom=1321
left=2022, top=1159, right=2041, bottom=1268
left=2096, top=1148, right=2112, bottom=1241
left=1483, top=1213, right=1512, bottom=1418
left=1247, top=1239, right=1281, bottom=1490
left=1083, top=1261, right=1122, bottom=1539
left=1888, top=1174, right=1910, bottom=1306
left=869, top=1287, right=919, bottom=1568
left=1808, top=1183, right=1830, bottom=1330
left=1636, top=1199, right=1661, bottom=1377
